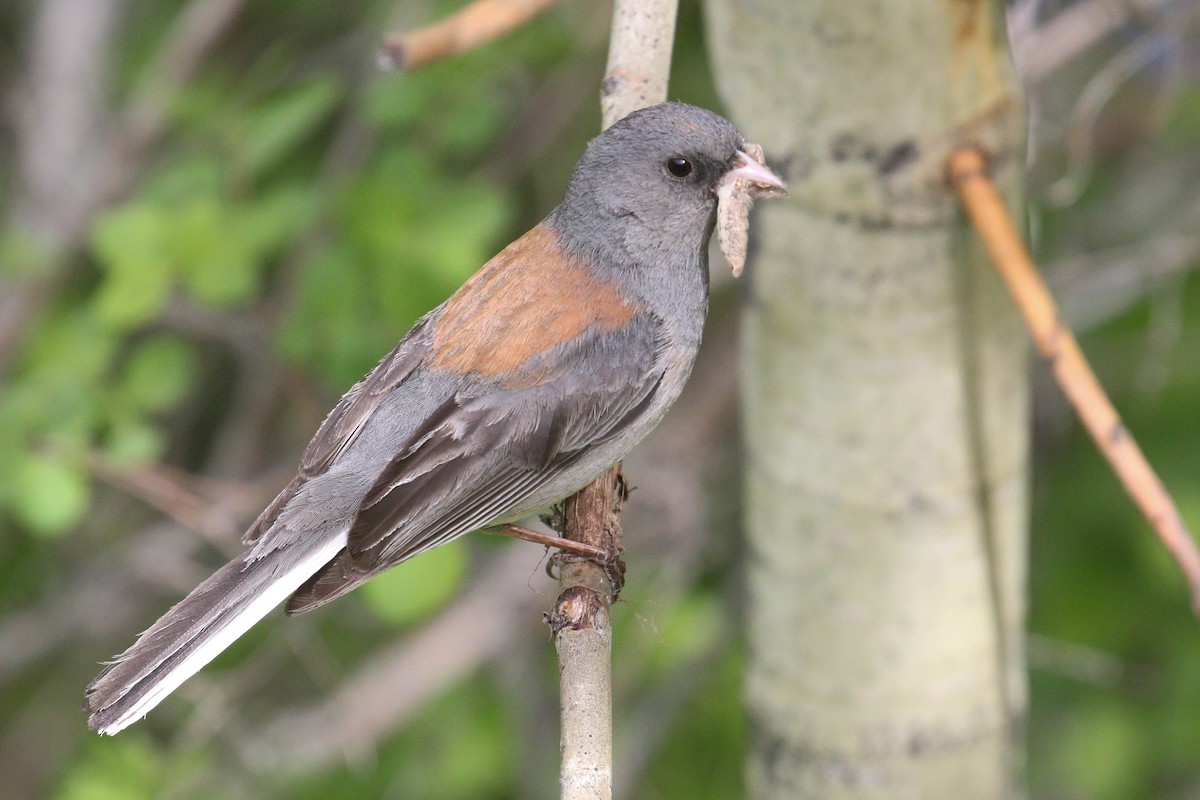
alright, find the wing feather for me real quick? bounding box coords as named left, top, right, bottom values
left=285, top=315, right=668, bottom=611
left=242, top=315, right=435, bottom=544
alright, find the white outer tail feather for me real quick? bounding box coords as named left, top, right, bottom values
left=97, top=534, right=347, bottom=735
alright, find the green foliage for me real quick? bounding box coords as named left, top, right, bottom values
left=1162, top=83, right=1200, bottom=148
left=9, top=451, right=91, bottom=536
left=238, top=77, right=343, bottom=181
left=644, top=649, right=746, bottom=800
left=90, top=178, right=318, bottom=328
left=56, top=736, right=211, bottom=800
left=0, top=227, right=58, bottom=278
left=359, top=539, right=469, bottom=627
left=91, top=204, right=174, bottom=328
left=1028, top=272, right=1200, bottom=800
left=642, top=591, right=724, bottom=677
left=279, top=149, right=510, bottom=386
left=120, top=337, right=197, bottom=414
left=282, top=677, right=518, bottom=800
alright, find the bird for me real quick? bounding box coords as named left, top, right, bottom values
left=84, top=102, right=785, bottom=735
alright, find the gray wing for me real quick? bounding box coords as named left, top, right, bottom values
left=242, top=314, right=435, bottom=544
left=286, top=313, right=667, bottom=613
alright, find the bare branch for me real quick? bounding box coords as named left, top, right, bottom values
left=379, top=0, right=561, bottom=71
left=551, top=467, right=623, bottom=800
left=949, top=147, right=1200, bottom=614
left=83, top=453, right=251, bottom=546
left=600, top=0, right=679, bottom=126
left=10, top=0, right=120, bottom=242
left=1008, top=0, right=1173, bottom=85
left=553, top=3, right=680, bottom=798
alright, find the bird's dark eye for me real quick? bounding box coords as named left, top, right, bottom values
left=666, top=157, right=693, bottom=178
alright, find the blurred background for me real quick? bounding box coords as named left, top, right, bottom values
left=0, top=0, right=1198, bottom=797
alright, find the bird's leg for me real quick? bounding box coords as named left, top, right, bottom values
left=486, top=523, right=612, bottom=562
left=488, top=521, right=626, bottom=596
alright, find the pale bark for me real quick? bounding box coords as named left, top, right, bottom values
left=704, top=1, right=1028, bottom=797
left=555, top=3, right=679, bottom=798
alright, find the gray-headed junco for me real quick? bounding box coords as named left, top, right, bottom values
left=85, top=102, right=784, bottom=734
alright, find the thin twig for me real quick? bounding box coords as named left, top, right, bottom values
left=948, top=147, right=1200, bottom=614
left=1008, top=0, right=1172, bottom=85
left=84, top=452, right=263, bottom=546
left=379, top=0, right=560, bottom=71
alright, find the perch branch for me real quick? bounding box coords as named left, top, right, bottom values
left=379, top=0, right=560, bottom=71
left=552, top=4, right=678, bottom=798
left=948, top=147, right=1200, bottom=614
left=600, top=0, right=679, bottom=126
left=550, top=465, right=624, bottom=800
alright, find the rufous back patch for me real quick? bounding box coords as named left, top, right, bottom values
left=428, top=223, right=637, bottom=386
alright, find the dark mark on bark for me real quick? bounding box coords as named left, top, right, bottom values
left=1108, top=422, right=1129, bottom=445
left=831, top=132, right=857, bottom=162
left=878, top=140, right=918, bottom=176
left=601, top=72, right=625, bottom=98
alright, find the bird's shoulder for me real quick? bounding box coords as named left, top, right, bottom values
left=426, top=220, right=643, bottom=388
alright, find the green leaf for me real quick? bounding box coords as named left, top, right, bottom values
left=1051, top=702, right=1143, bottom=799
left=120, top=336, right=196, bottom=412
left=339, top=151, right=431, bottom=262
left=170, top=197, right=260, bottom=307
left=240, top=76, right=343, bottom=179
left=11, top=452, right=91, bottom=537
left=646, top=592, right=724, bottom=675
left=413, top=183, right=509, bottom=272
left=359, top=539, right=468, bottom=626
left=0, top=227, right=58, bottom=278
left=242, top=183, right=320, bottom=254
left=90, top=204, right=174, bottom=328
left=1164, top=83, right=1200, bottom=147
left=279, top=244, right=397, bottom=385
left=140, top=155, right=225, bottom=204
left=20, top=312, right=117, bottom=388
left=103, top=418, right=164, bottom=466
left=55, top=735, right=207, bottom=800
left=364, top=71, right=437, bottom=131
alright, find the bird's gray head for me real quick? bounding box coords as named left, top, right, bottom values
left=550, top=103, right=755, bottom=270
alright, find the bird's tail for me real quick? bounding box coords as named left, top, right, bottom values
left=84, top=534, right=346, bottom=735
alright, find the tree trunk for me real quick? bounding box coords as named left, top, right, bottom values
left=704, top=2, right=1028, bottom=797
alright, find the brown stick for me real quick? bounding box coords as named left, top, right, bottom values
left=379, top=0, right=559, bottom=72
left=947, top=147, right=1200, bottom=614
